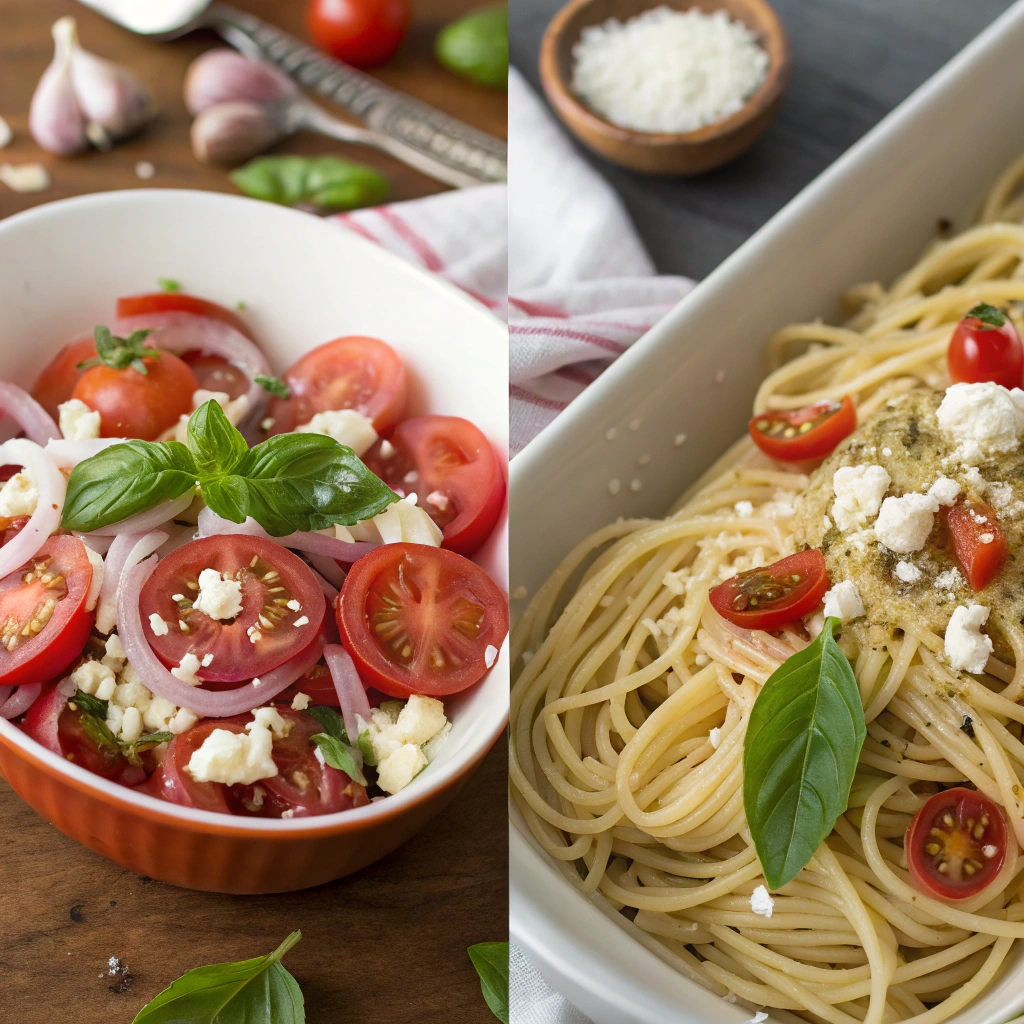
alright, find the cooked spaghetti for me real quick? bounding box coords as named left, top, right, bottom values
left=510, top=154, right=1024, bottom=1024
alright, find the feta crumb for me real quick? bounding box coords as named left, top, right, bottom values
left=935, top=567, right=964, bottom=591
left=425, top=490, right=450, bottom=512
left=376, top=743, right=428, bottom=794
left=881, top=447, right=892, bottom=457
left=928, top=476, right=961, bottom=506
left=71, top=660, right=116, bottom=698
left=875, top=492, right=939, bottom=553
left=193, top=568, right=243, bottom=620
left=168, top=708, right=199, bottom=735
left=709, top=727, right=722, bottom=749
left=171, top=652, right=203, bottom=686
left=102, top=633, right=126, bottom=671
left=750, top=884, right=774, bottom=918
left=378, top=439, right=396, bottom=459
left=937, top=381, right=1024, bottom=464
left=944, top=604, right=993, bottom=674
left=831, top=465, right=890, bottom=532
left=822, top=580, right=864, bottom=622
left=201, top=652, right=214, bottom=667
left=394, top=695, right=447, bottom=745
left=187, top=722, right=279, bottom=785
left=58, top=398, right=101, bottom=441
left=894, top=561, right=922, bottom=584
left=983, top=844, right=998, bottom=858
left=248, top=706, right=291, bottom=739
left=293, top=615, right=310, bottom=628
left=964, top=467, right=987, bottom=495
left=119, top=707, right=143, bottom=743
left=144, top=697, right=177, bottom=734
left=734, top=500, right=754, bottom=517
left=290, top=692, right=311, bottom=711
left=296, top=409, right=378, bottom=456
left=0, top=471, right=38, bottom=518
left=484, top=644, right=498, bottom=667
left=980, top=532, right=995, bottom=544
left=286, top=599, right=301, bottom=612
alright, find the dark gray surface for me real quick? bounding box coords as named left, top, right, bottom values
left=511, top=0, right=1016, bottom=278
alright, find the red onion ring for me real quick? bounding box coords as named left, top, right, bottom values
left=96, top=529, right=168, bottom=634
left=0, top=682, right=43, bottom=720
left=88, top=489, right=196, bottom=537
left=0, top=439, right=65, bottom=580
left=119, top=557, right=325, bottom=716
left=324, top=644, right=371, bottom=741
left=311, top=568, right=340, bottom=600
left=0, top=383, right=60, bottom=445
left=0, top=685, right=12, bottom=708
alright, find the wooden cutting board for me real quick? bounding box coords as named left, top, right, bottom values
left=0, top=1, right=507, bottom=1021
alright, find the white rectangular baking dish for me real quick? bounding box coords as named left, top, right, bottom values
left=509, top=3, right=1024, bottom=1022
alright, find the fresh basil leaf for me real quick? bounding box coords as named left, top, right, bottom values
left=230, top=155, right=389, bottom=211
left=62, top=440, right=197, bottom=533
left=73, top=688, right=108, bottom=718
left=77, top=712, right=121, bottom=753
left=132, top=931, right=304, bottom=1024
left=202, top=433, right=398, bottom=536
left=436, top=6, right=509, bottom=90
left=78, top=325, right=156, bottom=374
left=357, top=729, right=377, bottom=767
left=743, top=616, right=866, bottom=890
left=122, top=732, right=174, bottom=766
left=255, top=375, right=291, bottom=399
left=158, top=277, right=181, bottom=293
left=311, top=734, right=367, bottom=786
left=468, top=942, right=509, bottom=1024
left=187, top=400, right=249, bottom=477
left=305, top=705, right=348, bottom=744
left=967, top=302, right=1007, bottom=328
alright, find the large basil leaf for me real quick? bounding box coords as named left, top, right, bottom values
left=62, top=440, right=197, bottom=533
left=743, top=616, right=865, bottom=890
left=132, top=931, right=304, bottom=1024
left=436, top=7, right=508, bottom=90
left=187, top=399, right=248, bottom=476
left=311, top=734, right=367, bottom=786
left=231, top=155, right=389, bottom=211
left=468, top=942, right=509, bottom=1024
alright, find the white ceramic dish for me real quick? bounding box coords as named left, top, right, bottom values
left=0, top=188, right=508, bottom=843
left=509, top=2, right=1024, bottom=1021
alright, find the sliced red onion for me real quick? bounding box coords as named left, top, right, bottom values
left=73, top=532, right=112, bottom=554
left=197, top=507, right=265, bottom=538
left=310, top=568, right=340, bottom=600
left=307, top=552, right=344, bottom=590
left=45, top=437, right=123, bottom=471
left=324, top=644, right=371, bottom=741
left=96, top=529, right=168, bottom=634
left=0, top=439, right=65, bottom=580
left=0, top=682, right=43, bottom=720
left=119, top=557, right=325, bottom=716
left=0, top=686, right=12, bottom=708
left=197, top=508, right=375, bottom=561
left=0, top=382, right=60, bottom=445
left=88, top=489, right=196, bottom=537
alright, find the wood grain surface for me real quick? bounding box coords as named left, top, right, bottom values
left=0, top=2, right=507, bottom=1022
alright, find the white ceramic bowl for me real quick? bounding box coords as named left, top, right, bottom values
left=510, top=1, right=1024, bottom=1020
left=0, top=188, right=509, bottom=893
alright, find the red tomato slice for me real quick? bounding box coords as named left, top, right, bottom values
left=363, top=416, right=505, bottom=556
left=31, top=336, right=98, bottom=420
left=749, top=397, right=857, bottom=462
left=182, top=354, right=250, bottom=400
left=709, top=549, right=829, bottom=631
left=138, top=536, right=326, bottom=684
left=268, top=336, right=407, bottom=435
left=0, top=536, right=95, bottom=688
left=337, top=543, right=508, bottom=698
left=906, top=787, right=1008, bottom=900
left=115, top=292, right=253, bottom=338
left=21, top=680, right=66, bottom=754
left=278, top=661, right=339, bottom=707
left=944, top=501, right=1007, bottom=591
left=137, top=717, right=237, bottom=813
left=947, top=304, right=1024, bottom=390
left=72, top=350, right=198, bottom=440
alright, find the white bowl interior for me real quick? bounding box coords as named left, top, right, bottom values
left=510, top=2, right=1024, bottom=1021
left=0, top=189, right=508, bottom=831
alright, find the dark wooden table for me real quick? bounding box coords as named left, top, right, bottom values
left=0, top=2, right=507, bottom=1022
left=511, top=0, right=1015, bottom=279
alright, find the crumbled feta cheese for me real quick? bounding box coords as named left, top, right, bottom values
left=71, top=660, right=116, bottom=699
left=149, top=613, right=169, bottom=636
left=187, top=721, right=279, bottom=785
left=248, top=706, right=291, bottom=739
left=376, top=743, right=428, bottom=795
left=935, top=567, right=964, bottom=591
left=105, top=703, right=124, bottom=736
left=144, top=696, right=178, bottom=733
left=980, top=532, right=995, bottom=544
left=983, top=844, right=998, bottom=859
left=290, top=692, right=311, bottom=711
left=945, top=604, right=993, bottom=674
left=193, top=568, right=243, bottom=621
left=201, top=652, right=214, bottom=667
left=484, top=644, right=498, bottom=668
left=928, top=476, right=960, bottom=506
left=113, top=672, right=153, bottom=714
left=822, top=580, right=864, bottom=622
left=0, top=471, right=37, bottom=518
left=119, top=707, right=143, bottom=743
left=734, top=500, right=754, bottom=517
left=57, top=398, right=101, bottom=441
left=831, top=465, right=890, bottom=532
left=709, top=727, right=722, bottom=749
left=750, top=884, right=774, bottom=918
left=292, top=616, right=309, bottom=628
left=875, top=492, right=939, bottom=553
left=168, top=708, right=199, bottom=735
left=171, top=652, right=203, bottom=686
left=937, top=382, right=1024, bottom=464
left=394, top=695, right=448, bottom=746
left=286, top=599, right=301, bottom=612
left=378, top=439, right=396, bottom=459
left=425, top=490, right=450, bottom=512
left=894, top=561, right=922, bottom=584
left=296, top=409, right=378, bottom=456
left=964, top=466, right=987, bottom=495
left=881, top=447, right=892, bottom=457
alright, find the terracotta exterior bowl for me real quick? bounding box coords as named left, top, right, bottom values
left=0, top=190, right=508, bottom=893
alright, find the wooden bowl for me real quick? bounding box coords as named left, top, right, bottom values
left=539, top=0, right=790, bottom=175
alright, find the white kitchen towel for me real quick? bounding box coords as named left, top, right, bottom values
left=510, top=944, right=593, bottom=1024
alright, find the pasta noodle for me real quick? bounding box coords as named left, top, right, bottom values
left=510, top=156, right=1024, bottom=1024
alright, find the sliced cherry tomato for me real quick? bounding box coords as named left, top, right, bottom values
left=138, top=536, right=326, bottom=684
left=72, top=350, right=198, bottom=440
left=947, top=304, right=1024, bottom=390
left=137, top=717, right=237, bottom=813
left=749, top=396, right=857, bottom=462
left=269, top=336, right=407, bottom=435
left=115, top=292, right=253, bottom=338
left=306, top=0, right=410, bottom=68
left=0, top=536, right=95, bottom=688
left=279, top=661, right=339, bottom=707
left=337, top=543, right=508, bottom=698
left=182, top=354, right=250, bottom=400
left=31, top=336, right=98, bottom=419
left=944, top=501, right=1007, bottom=591
left=906, top=787, right=1009, bottom=900
left=363, top=416, right=505, bottom=556
left=709, top=549, right=829, bottom=631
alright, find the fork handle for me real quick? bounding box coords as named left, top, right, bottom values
left=204, top=2, right=507, bottom=189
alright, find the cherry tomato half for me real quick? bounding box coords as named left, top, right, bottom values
left=306, top=0, right=410, bottom=68
left=0, top=536, right=95, bottom=688
left=115, top=293, right=253, bottom=339
left=749, top=396, right=857, bottom=462
left=943, top=501, right=1007, bottom=592
left=269, top=335, right=407, bottom=436
left=72, top=350, right=198, bottom=440
left=947, top=304, right=1024, bottom=390
left=31, top=336, right=98, bottom=420
left=364, top=416, right=505, bottom=556
left=709, top=549, right=829, bottom=631
left=337, top=543, right=508, bottom=698
left=139, top=536, right=326, bottom=684
left=906, top=787, right=1009, bottom=900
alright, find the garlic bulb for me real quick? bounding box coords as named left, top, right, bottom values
left=190, top=101, right=288, bottom=166
left=29, top=17, right=155, bottom=156
left=184, top=49, right=297, bottom=117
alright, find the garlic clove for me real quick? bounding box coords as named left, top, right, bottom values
left=190, top=100, right=289, bottom=166
left=0, top=163, right=52, bottom=194
left=0, top=117, right=12, bottom=149
left=184, top=49, right=297, bottom=117
left=29, top=17, right=88, bottom=156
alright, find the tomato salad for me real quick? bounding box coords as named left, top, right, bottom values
left=0, top=291, right=507, bottom=818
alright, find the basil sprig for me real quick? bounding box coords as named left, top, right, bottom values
left=62, top=400, right=398, bottom=537
left=743, top=617, right=866, bottom=890
left=132, top=931, right=304, bottom=1024
left=255, top=374, right=291, bottom=399
left=71, top=688, right=172, bottom=766
left=468, top=942, right=509, bottom=1024
left=305, top=705, right=367, bottom=785
left=78, top=325, right=156, bottom=375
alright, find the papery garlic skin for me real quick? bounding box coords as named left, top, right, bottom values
left=184, top=49, right=297, bottom=116
left=190, top=101, right=288, bottom=166
left=29, top=17, right=88, bottom=156
left=69, top=34, right=156, bottom=144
